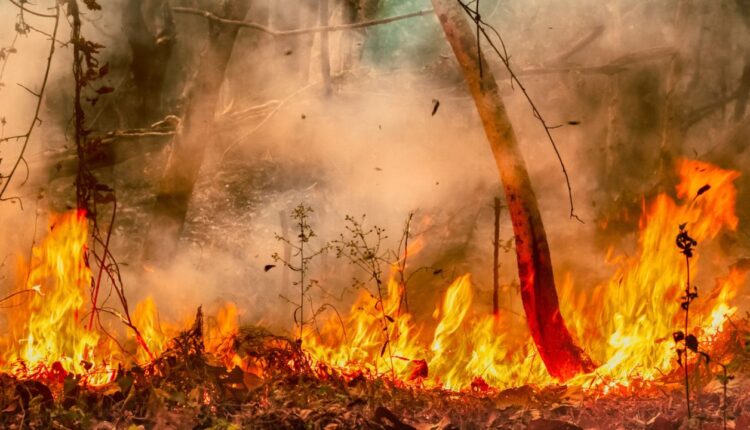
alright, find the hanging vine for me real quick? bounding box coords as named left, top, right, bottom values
left=66, top=0, right=153, bottom=360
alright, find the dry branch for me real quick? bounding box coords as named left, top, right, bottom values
left=0, top=2, right=60, bottom=208
left=8, top=0, right=57, bottom=18
left=171, top=6, right=433, bottom=36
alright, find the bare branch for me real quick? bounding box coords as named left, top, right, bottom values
left=8, top=0, right=57, bottom=18
left=458, top=1, right=582, bottom=222
left=0, top=3, right=60, bottom=204
left=172, top=6, right=433, bottom=36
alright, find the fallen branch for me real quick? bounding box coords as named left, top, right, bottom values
left=546, top=24, right=605, bottom=66
left=520, top=46, right=675, bottom=77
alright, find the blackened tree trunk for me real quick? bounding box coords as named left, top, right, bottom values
left=123, top=0, right=176, bottom=126
left=430, top=0, right=594, bottom=381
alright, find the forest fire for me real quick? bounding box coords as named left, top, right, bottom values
left=1, top=210, right=118, bottom=387
left=303, top=161, right=745, bottom=393
left=2, top=0, right=750, bottom=427
left=0, top=160, right=743, bottom=400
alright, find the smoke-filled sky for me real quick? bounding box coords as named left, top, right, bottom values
left=1, top=0, right=749, bottom=333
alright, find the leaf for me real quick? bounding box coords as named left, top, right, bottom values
left=83, top=0, right=102, bottom=10
left=264, top=264, right=276, bottom=272
left=94, top=183, right=114, bottom=193
left=2, top=402, right=16, bottom=413
left=431, top=99, right=440, bottom=116
left=685, top=334, right=698, bottom=352
left=95, top=86, right=114, bottom=95
left=380, top=340, right=389, bottom=357
left=117, top=374, right=134, bottom=394
left=673, top=331, right=685, bottom=342
left=695, top=184, right=711, bottom=198
left=385, top=315, right=394, bottom=323
left=98, top=63, right=109, bottom=78
left=63, top=375, right=79, bottom=395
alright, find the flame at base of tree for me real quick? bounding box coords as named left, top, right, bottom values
left=0, top=159, right=745, bottom=394
left=303, top=159, right=745, bottom=391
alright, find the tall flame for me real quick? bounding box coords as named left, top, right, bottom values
left=304, top=159, right=746, bottom=391
left=2, top=211, right=115, bottom=385
left=0, top=159, right=744, bottom=393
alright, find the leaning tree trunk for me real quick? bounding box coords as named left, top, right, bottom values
left=430, top=0, right=594, bottom=381
left=143, top=0, right=252, bottom=262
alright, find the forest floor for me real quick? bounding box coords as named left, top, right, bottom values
left=1, top=317, right=749, bottom=430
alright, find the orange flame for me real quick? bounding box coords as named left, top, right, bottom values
left=303, top=159, right=746, bottom=391
left=0, top=159, right=744, bottom=394
left=2, top=211, right=115, bottom=386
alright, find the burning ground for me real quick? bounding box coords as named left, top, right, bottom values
left=1, top=0, right=750, bottom=429
left=0, top=159, right=748, bottom=429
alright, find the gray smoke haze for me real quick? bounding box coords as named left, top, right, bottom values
left=1, top=0, right=749, bottom=335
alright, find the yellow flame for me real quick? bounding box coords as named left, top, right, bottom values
left=132, top=296, right=167, bottom=364
left=3, top=211, right=115, bottom=385
left=0, top=159, right=743, bottom=393
left=303, top=159, right=745, bottom=391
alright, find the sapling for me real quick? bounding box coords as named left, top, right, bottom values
left=332, top=214, right=396, bottom=378
left=272, top=204, right=329, bottom=344
left=673, top=224, right=711, bottom=419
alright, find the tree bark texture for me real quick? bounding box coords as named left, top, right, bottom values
left=144, top=0, right=252, bottom=262
left=430, top=0, right=594, bottom=381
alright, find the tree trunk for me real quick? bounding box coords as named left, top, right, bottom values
left=492, top=197, right=501, bottom=319
left=341, top=0, right=381, bottom=71
left=143, top=0, right=252, bottom=262
left=430, top=0, right=593, bottom=381
left=319, top=0, right=332, bottom=93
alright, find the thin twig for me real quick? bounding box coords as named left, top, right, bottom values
left=8, top=0, right=57, bottom=18
left=0, top=3, right=60, bottom=205
left=459, top=1, right=582, bottom=222
left=87, top=195, right=116, bottom=330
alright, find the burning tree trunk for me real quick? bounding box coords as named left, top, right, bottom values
left=430, top=0, right=593, bottom=380
left=144, top=1, right=252, bottom=262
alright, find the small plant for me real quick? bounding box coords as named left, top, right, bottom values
left=673, top=223, right=711, bottom=419
left=332, top=214, right=396, bottom=377
left=272, top=204, right=328, bottom=344
left=394, top=212, right=415, bottom=315
left=716, top=362, right=734, bottom=430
